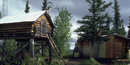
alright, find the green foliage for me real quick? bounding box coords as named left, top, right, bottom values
left=0, top=12, right=2, bottom=19
left=4, top=40, right=17, bottom=51
left=62, top=51, right=77, bottom=58
left=35, top=42, right=49, bottom=57
left=54, top=7, right=72, bottom=54
left=75, top=0, right=112, bottom=44
left=4, top=53, right=17, bottom=65
left=21, top=57, right=64, bottom=65
left=81, top=58, right=100, bottom=65
left=0, top=40, right=17, bottom=65
left=25, top=0, right=30, bottom=13
left=22, top=57, right=36, bottom=65
left=112, top=0, right=126, bottom=36
left=112, top=60, right=127, bottom=65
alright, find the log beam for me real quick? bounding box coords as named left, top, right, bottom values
left=48, top=41, right=52, bottom=61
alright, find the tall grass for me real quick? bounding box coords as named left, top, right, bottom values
left=81, top=58, right=100, bottom=65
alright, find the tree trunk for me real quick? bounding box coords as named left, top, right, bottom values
left=73, top=51, right=75, bottom=58
left=91, top=40, right=94, bottom=59
left=97, top=43, right=99, bottom=58
left=48, top=41, right=52, bottom=61
left=1, top=40, right=4, bottom=65
left=16, top=41, right=20, bottom=65
left=41, top=45, right=44, bottom=56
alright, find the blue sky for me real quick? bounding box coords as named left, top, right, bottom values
left=0, top=0, right=130, bottom=49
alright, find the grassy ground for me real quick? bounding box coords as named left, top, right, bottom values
left=0, top=51, right=129, bottom=65
left=63, top=51, right=130, bottom=65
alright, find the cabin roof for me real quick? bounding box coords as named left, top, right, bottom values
left=78, top=34, right=130, bottom=43
left=0, top=11, right=47, bottom=24
left=102, top=34, right=130, bottom=42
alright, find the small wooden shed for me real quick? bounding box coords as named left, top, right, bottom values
left=78, top=34, right=130, bottom=59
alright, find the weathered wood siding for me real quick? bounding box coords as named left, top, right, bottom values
left=79, top=42, right=99, bottom=58
left=34, top=15, right=53, bottom=37
left=0, top=22, right=33, bottom=39
left=79, top=35, right=128, bottom=59
left=99, top=42, right=106, bottom=58
left=0, top=22, right=32, bottom=33
left=106, top=36, right=128, bottom=59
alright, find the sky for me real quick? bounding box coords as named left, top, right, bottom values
left=0, top=0, right=130, bottom=49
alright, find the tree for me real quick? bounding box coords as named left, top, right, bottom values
left=54, top=7, right=72, bottom=54
left=25, top=0, right=30, bottom=13
left=112, top=0, right=126, bottom=36
left=75, top=0, right=112, bottom=58
left=42, top=0, right=47, bottom=10
left=73, top=42, right=79, bottom=57
left=42, top=0, right=52, bottom=11
left=0, top=12, right=2, bottom=19
left=103, top=14, right=113, bottom=35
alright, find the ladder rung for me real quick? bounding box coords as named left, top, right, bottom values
left=46, top=35, right=66, bottom=64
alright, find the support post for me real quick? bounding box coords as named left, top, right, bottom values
left=0, top=40, right=4, bottom=65
left=30, top=39, right=35, bottom=59
left=16, top=41, right=20, bottom=65
left=48, top=41, right=52, bottom=61
left=41, top=45, right=44, bottom=56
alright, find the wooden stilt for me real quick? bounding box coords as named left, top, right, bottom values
left=30, top=39, right=35, bottom=59
left=17, top=41, right=20, bottom=49
left=41, top=45, right=44, bottom=56
left=46, top=35, right=66, bottom=64
left=16, top=41, right=20, bottom=65
left=1, top=40, right=4, bottom=65
left=48, top=41, right=52, bottom=61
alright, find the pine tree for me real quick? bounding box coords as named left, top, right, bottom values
left=25, top=0, right=30, bottom=13
left=112, top=0, right=126, bottom=36
left=0, top=12, right=2, bottom=19
left=54, top=7, right=72, bottom=54
left=104, top=14, right=113, bottom=35
left=42, top=0, right=52, bottom=11
left=42, top=0, right=47, bottom=10
left=75, top=0, right=112, bottom=58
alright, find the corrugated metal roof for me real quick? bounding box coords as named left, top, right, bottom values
left=0, top=11, right=46, bottom=24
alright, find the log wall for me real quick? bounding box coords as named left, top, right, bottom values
left=0, top=14, right=54, bottom=39
left=0, top=22, right=32, bottom=33
left=106, top=36, right=128, bottom=59
left=34, top=15, right=53, bottom=37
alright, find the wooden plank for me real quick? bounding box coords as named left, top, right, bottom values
left=0, top=37, right=33, bottom=39
left=37, top=15, right=52, bottom=29
left=46, top=35, right=65, bottom=64
left=113, top=39, right=115, bottom=58
left=0, top=31, right=32, bottom=35
left=0, top=27, right=31, bottom=31
left=16, top=43, right=29, bottom=54
left=0, top=29, right=30, bottom=33
left=0, top=26, right=31, bottom=30
left=0, top=23, right=32, bottom=28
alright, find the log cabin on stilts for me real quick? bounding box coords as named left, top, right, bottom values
left=0, top=11, right=65, bottom=65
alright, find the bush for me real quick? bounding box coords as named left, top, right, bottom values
left=81, top=58, right=100, bottom=65
left=21, top=57, right=64, bottom=65
left=112, top=60, right=127, bottom=65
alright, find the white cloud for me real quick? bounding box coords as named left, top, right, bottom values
left=70, top=42, right=75, bottom=49
left=125, top=26, right=129, bottom=33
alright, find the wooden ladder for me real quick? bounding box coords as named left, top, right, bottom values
left=46, top=35, right=66, bottom=64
